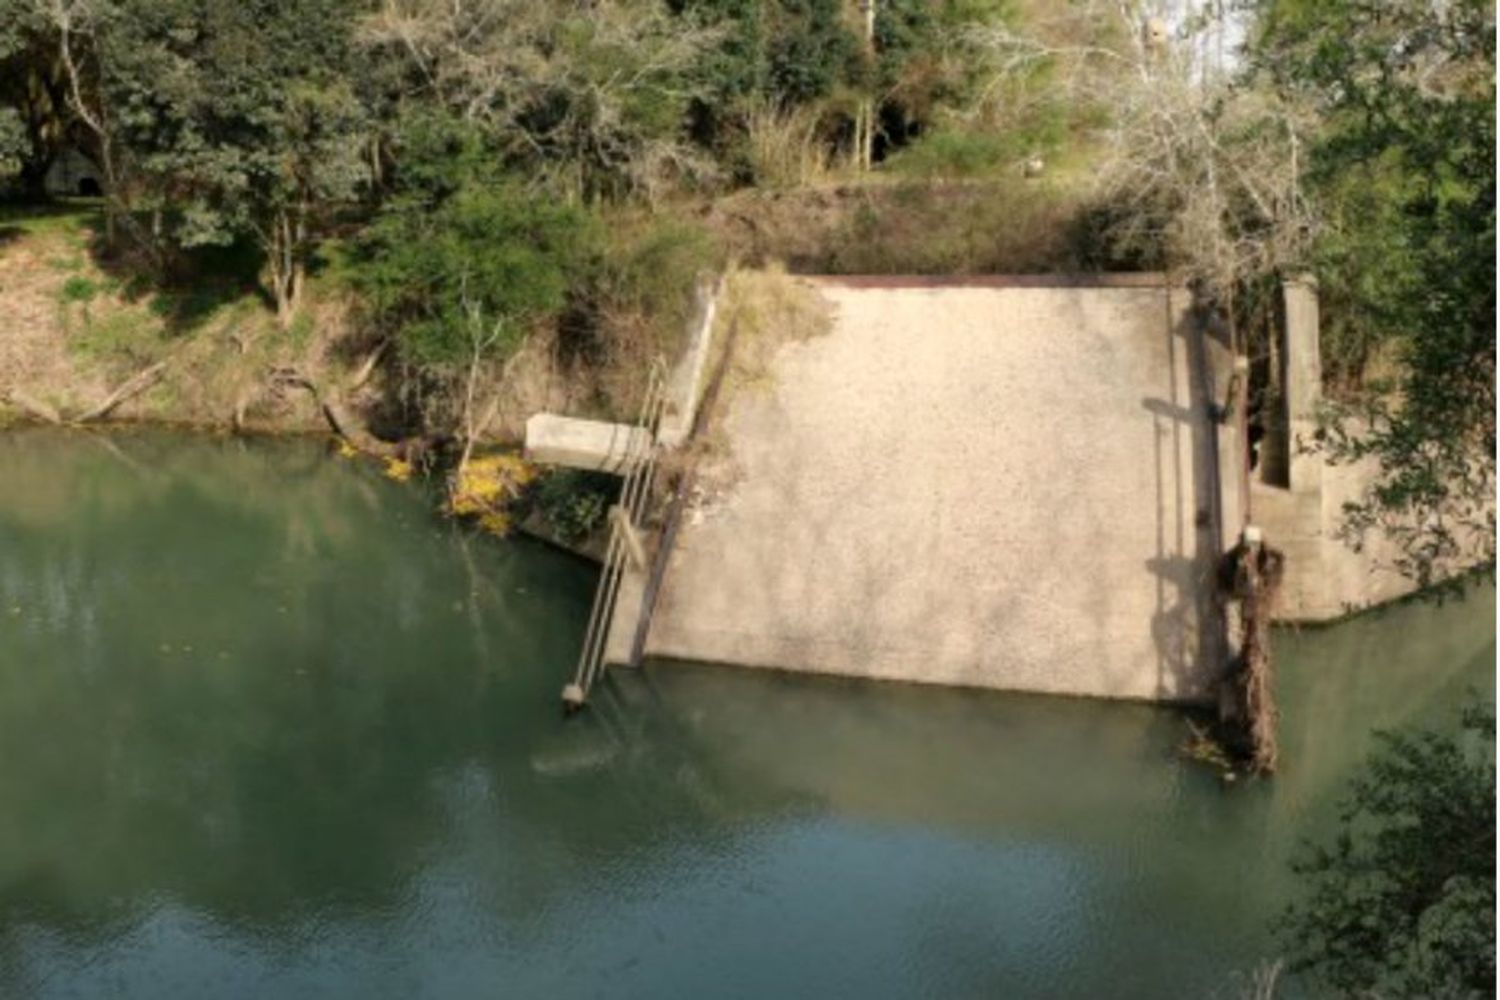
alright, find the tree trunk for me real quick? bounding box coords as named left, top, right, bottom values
left=855, top=0, right=877, bottom=170
left=18, top=158, right=50, bottom=201
left=267, top=207, right=305, bottom=329
left=55, top=8, right=120, bottom=247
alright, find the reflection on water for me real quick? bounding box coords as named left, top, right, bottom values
left=0, top=428, right=1492, bottom=998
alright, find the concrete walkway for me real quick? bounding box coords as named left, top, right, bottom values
left=622, top=276, right=1237, bottom=703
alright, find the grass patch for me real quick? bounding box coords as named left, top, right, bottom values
left=715, top=264, right=832, bottom=394
left=148, top=286, right=239, bottom=334
left=0, top=199, right=101, bottom=238
left=821, top=181, right=1091, bottom=275
left=885, top=128, right=1030, bottom=180
left=68, top=308, right=165, bottom=366
left=285, top=309, right=314, bottom=351
left=741, top=99, right=833, bottom=190
left=59, top=275, right=99, bottom=305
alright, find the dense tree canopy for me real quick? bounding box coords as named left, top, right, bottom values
left=0, top=0, right=1492, bottom=577
left=1255, top=0, right=1496, bottom=585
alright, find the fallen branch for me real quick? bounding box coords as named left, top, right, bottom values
left=75, top=361, right=167, bottom=423
left=346, top=341, right=388, bottom=392
left=3, top=389, right=63, bottom=425
left=4, top=361, right=168, bottom=426
left=267, top=364, right=437, bottom=460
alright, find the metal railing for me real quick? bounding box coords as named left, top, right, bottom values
left=562, top=360, right=669, bottom=711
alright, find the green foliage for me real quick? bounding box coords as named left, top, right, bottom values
left=586, top=214, right=720, bottom=356
left=68, top=308, right=162, bottom=365
left=93, top=0, right=371, bottom=314
left=885, top=118, right=1063, bottom=179
left=533, top=470, right=619, bottom=542
left=354, top=127, right=598, bottom=367
left=687, top=0, right=857, bottom=106
left=285, top=310, right=314, bottom=351
left=1256, top=0, right=1497, bottom=583
left=59, top=275, right=98, bottom=304
left=0, top=0, right=67, bottom=197
left=0, top=105, right=23, bottom=178
left=1281, top=702, right=1495, bottom=997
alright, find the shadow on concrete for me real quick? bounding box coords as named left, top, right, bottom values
left=1139, top=292, right=1230, bottom=701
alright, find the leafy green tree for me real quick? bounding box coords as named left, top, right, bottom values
left=0, top=0, right=70, bottom=198
left=360, top=0, right=717, bottom=202
left=1281, top=703, right=1495, bottom=997
left=681, top=0, right=855, bottom=107
left=868, top=0, right=1021, bottom=157
left=88, top=0, right=371, bottom=319
left=1254, top=0, right=1496, bottom=586
left=353, top=119, right=597, bottom=449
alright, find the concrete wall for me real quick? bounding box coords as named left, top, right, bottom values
left=44, top=148, right=102, bottom=196
left=1250, top=279, right=1422, bottom=622
left=615, top=276, right=1236, bottom=703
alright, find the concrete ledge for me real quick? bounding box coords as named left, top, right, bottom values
left=806, top=273, right=1179, bottom=290
left=524, top=414, right=651, bottom=472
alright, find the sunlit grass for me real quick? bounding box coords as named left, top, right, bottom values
left=0, top=198, right=102, bottom=238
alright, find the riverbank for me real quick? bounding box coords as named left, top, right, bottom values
left=0, top=199, right=698, bottom=449
left=0, top=180, right=1110, bottom=442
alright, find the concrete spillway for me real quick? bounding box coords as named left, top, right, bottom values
left=611, top=276, right=1244, bottom=703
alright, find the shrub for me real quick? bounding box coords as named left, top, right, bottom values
left=1280, top=702, right=1495, bottom=997
left=533, top=469, right=618, bottom=542
left=885, top=128, right=1018, bottom=179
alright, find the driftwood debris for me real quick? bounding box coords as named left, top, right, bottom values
left=1218, top=531, right=1286, bottom=774
left=266, top=360, right=440, bottom=462
left=4, top=389, right=63, bottom=424
left=75, top=361, right=167, bottom=422
left=3, top=360, right=167, bottom=426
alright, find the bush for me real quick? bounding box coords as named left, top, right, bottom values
left=564, top=212, right=722, bottom=415
left=533, top=469, right=619, bottom=542
left=352, top=118, right=600, bottom=372
left=885, top=128, right=1019, bottom=179
left=1280, top=702, right=1495, bottom=997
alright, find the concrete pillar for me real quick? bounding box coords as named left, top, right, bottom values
left=1282, top=276, right=1323, bottom=495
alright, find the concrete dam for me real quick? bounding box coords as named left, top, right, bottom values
left=529, top=273, right=1413, bottom=705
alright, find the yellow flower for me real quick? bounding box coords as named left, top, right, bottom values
left=384, top=457, right=413, bottom=482
left=447, top=450, right=537, bottom=527
left=478, top=510, right=512, bottom=536
left=336, top=440, right=358, bottom=459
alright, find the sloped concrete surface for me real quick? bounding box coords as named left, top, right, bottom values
left=633, top=279, right=1232, bottom=702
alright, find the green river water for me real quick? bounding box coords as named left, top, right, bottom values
left=0, top=428, right=1492, bottom=999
